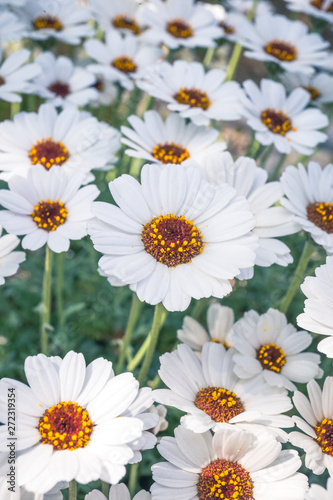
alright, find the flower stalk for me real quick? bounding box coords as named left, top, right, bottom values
left=116, top=293, right=143, bottom=375
left=41, top=246, right=53, bottom=355
left=69, top=479, right=77, bottom=500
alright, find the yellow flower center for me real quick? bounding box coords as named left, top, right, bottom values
left=219, top=21, right=235, bottom=34
left=195, top=387, right=244, bottom=423
left=33, top=15, right=62, bottom=31
left=112, top=15, right=141, bottom=35
left=29, top=138, right=69, bottom=170
left=152, top=143, right=190, bottom=164
left=304, top=85, right=321, bottom=101
left=211, top=339, right=231, bottom=349
left=311, top=0, right=333, bottom=12
left=142, top=214, right=204, bottom=267
left=174, top=88, right=211, bottom=110
left=112, top=56, right=137, bottom=74
left=261, top=108, right=293, bottom=136
left=307, top=202, right=333, bottom=233
left=315, top=418, right=333, bottom=455
left=198, top=458, right=254, bottom=500
left=38, top=401, right=94, bottom=451
left=31, top=200, right=68, bottom=232
left=256, top=343, right=286, bottom=373
left=265, top=40, right=298, bottom=61
left=167, top=19, right=193, bottom=39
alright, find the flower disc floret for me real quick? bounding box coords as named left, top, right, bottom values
left=167, top=19, right=193, bottom=39
left=311, top=0, right=333, bottom=11
left=264, top=40, right=298, bottom=61
left=197, top=458, right=254, bottom=500
left=304, top=85, right=321, bottom=100
left=112, top=56, right=137, bottom=74
left=29, top=138, right=69, bottom=170
left=219, top=21, right=235, bottom=34
left=195, top=387, right=244, bottom=423
left=142, top=214, right=204, bottom=267
left=307, top=202, right=333, bottom=233
left=113, top=15, right=141, bottom=35
left=33, top=15, right=62, bottom=31
left=315, top=418, right=333, bottom=456
left=152, top=143, right=190, bottom=164
left=256, top=343, right=286, bottom=373
left=174, top=87, right=211, bottom=110
left=31, top=199, right=68, bottom=232
left=261, top=108, right=293, bottom=136
left=48, top=82, right=70, bottom=98
left=38, top=401, right=93, bottom=451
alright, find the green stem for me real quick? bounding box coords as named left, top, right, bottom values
left=116, top=294, right=143, bottom=375
left=259, top=144, right=274, bottom=169
left=271, top=153, right=287, bottom=181
left=138, top=303, right=168, bottom=386
left=129, top=463, right=139, bottom=497
left=69, top=480, right=77, bottom=500
left=41, top=246, right=53, bottom=355
left=280, top=240, right=315, bottom=315
left=203, top=47, right=215, bottom=68
left=127, top=333, right=151, bottom=372
left=56, top=252, right=65, bottom=346
left=10, top=102, right=20, bottom=119
left=101, top=481, right=109, bottom=497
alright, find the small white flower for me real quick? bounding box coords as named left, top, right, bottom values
left=90, top=0, right=146, bottom=36
left=177, top=303, right=234, bottom=352
left=204, top=5, right=249, bottom=43
left=33, top=52, right=98, bottom=108
left=87, top=75, right=118, bottom=108
left=85, top=31, right=162, bottom=91
left=280, top=71, right=333, bottom=107
left=202, top=152, right=300, bottom=276
left=290, top=377, right=333, bottom=476
left=137, top=60, right=243, bottom=126
left=89, top=163, right=258, bottom=312
left=238, top=14, right=330, bottom=75
left=0, top=48, right=41, bottom=103
left=0, top=165, right=99, bottom=253
left=241, top=79, right=328, bottom=154
left=140, top=0, right=221, bottom=49
left=147, top=404, right=168, bottom=435
left=232, top=308, right=322, bottom=391
left=121, top=111, right=226, bottom=166
left=152, top=424, right=308, bottom=500
left=0, top=351, right=146, bottom=493
left=297, top=256, right=333, bottom=358
left=85, top=484, right=151, bottom=500
left=284, top=0, right=333, bottom=23
left=0, top=227, right=25, bottom=285
left=306, top=477, right=333, bottom=500
left=154, top=342, right=293, bottom=435
left=281, top=162, right=333, bottom=253
left=16, top=0, right=94, bottom=45
left=227, top=0, right=274, bottom=17
left=0, top=103, right=120, bottom=181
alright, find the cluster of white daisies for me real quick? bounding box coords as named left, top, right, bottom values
left=1, top=0, right=333, bottom=498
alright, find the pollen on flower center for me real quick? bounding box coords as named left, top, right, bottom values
left=141, top=214, right=204, bottom=267
left=219, top=21, right=235, bottom=34
left=315, top=418, right=333, bottom=455
left=33, top=15, right=63, bottom=31
left=304, top=85, right=321, bottom=101
left=38, top=401, right=94, bottom=451
left=264, top=39, right=298, bottom=61
left=112, top=15, right=141, bottom=35
left=197, top=458, right=254, bottom=500
left=112, top=56, right=137, bottom=74
left=29, top=138, right=69, bottom=170
left=194, top=386, right=244, bottom=423
left=307, top=202, right=333, bottom=233
left=0, top=76, right=5, bottom=86
left=174, top=88, right=211, bottom=110
left=211, top=339, right=231, bottom=349
left=261, top=108, right=293, bottom=135
left=152, top=142, right=190, bottom=164
left=256, top=343, right=286, bottom=373
left=311, top=0, right=333, bottom=12
left=48, top=81, right=70, bottom=98
left=167, top=19, right=193, bottom=39
left=31, top=199, right=68, bottom=232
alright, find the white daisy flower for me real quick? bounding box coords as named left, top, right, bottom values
left=202, top=152, right=300, bottom=276
left=90, top=0, right=146, bottom=36
left=177, top=303, right=234, bottom=352
left=0, top=165, right=99, bottom=253
left=0, top=103, right=120, bottom=181
left=232, top=308, right=322, bottom=392
left=306, top=477, right=333, bottom=500
left=0, top=47, right=41, bottom=103
left=281, top=162, right=333, bottom=253
left=140, top=0, right=221, bottom=49
left=88, top=75, right=118, bottom=108
left=284, top=0, right=333, bottom=23
left=89, top=163, right=258, bottom=312
left=0, top=351, right=146, bottom=493
left=0, top=227, right=25, bottom=285
left=238, top=14, right=330, bottom=75
left=121, top=111, right=226, bottom=166
left=0, top=10, right=26, bottom=41
left=32, top=52, right=98, bottom=108
left=203, top=5, right=248, bottom=43
left=227, top=0, right=274, bottom=17
left=85, top=31, right=162, bottom=91
left=147, top=404, right=168, bottom=435
left=15, top=0, right=94, bottom=45
left=85, top=484, right=150, bottom=500
left=152, top=424, right=308, bottom=500
left=297, top=256, right=333, bottom=358
left=154, top=342, right=293, bottom=435
left=290, top=377, right=333, bottom=476
left=241, top=79, right=328, bottom=154
left=137, top=61, right=243, bottom=127
left=280, top=71, right=333, bottom=107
